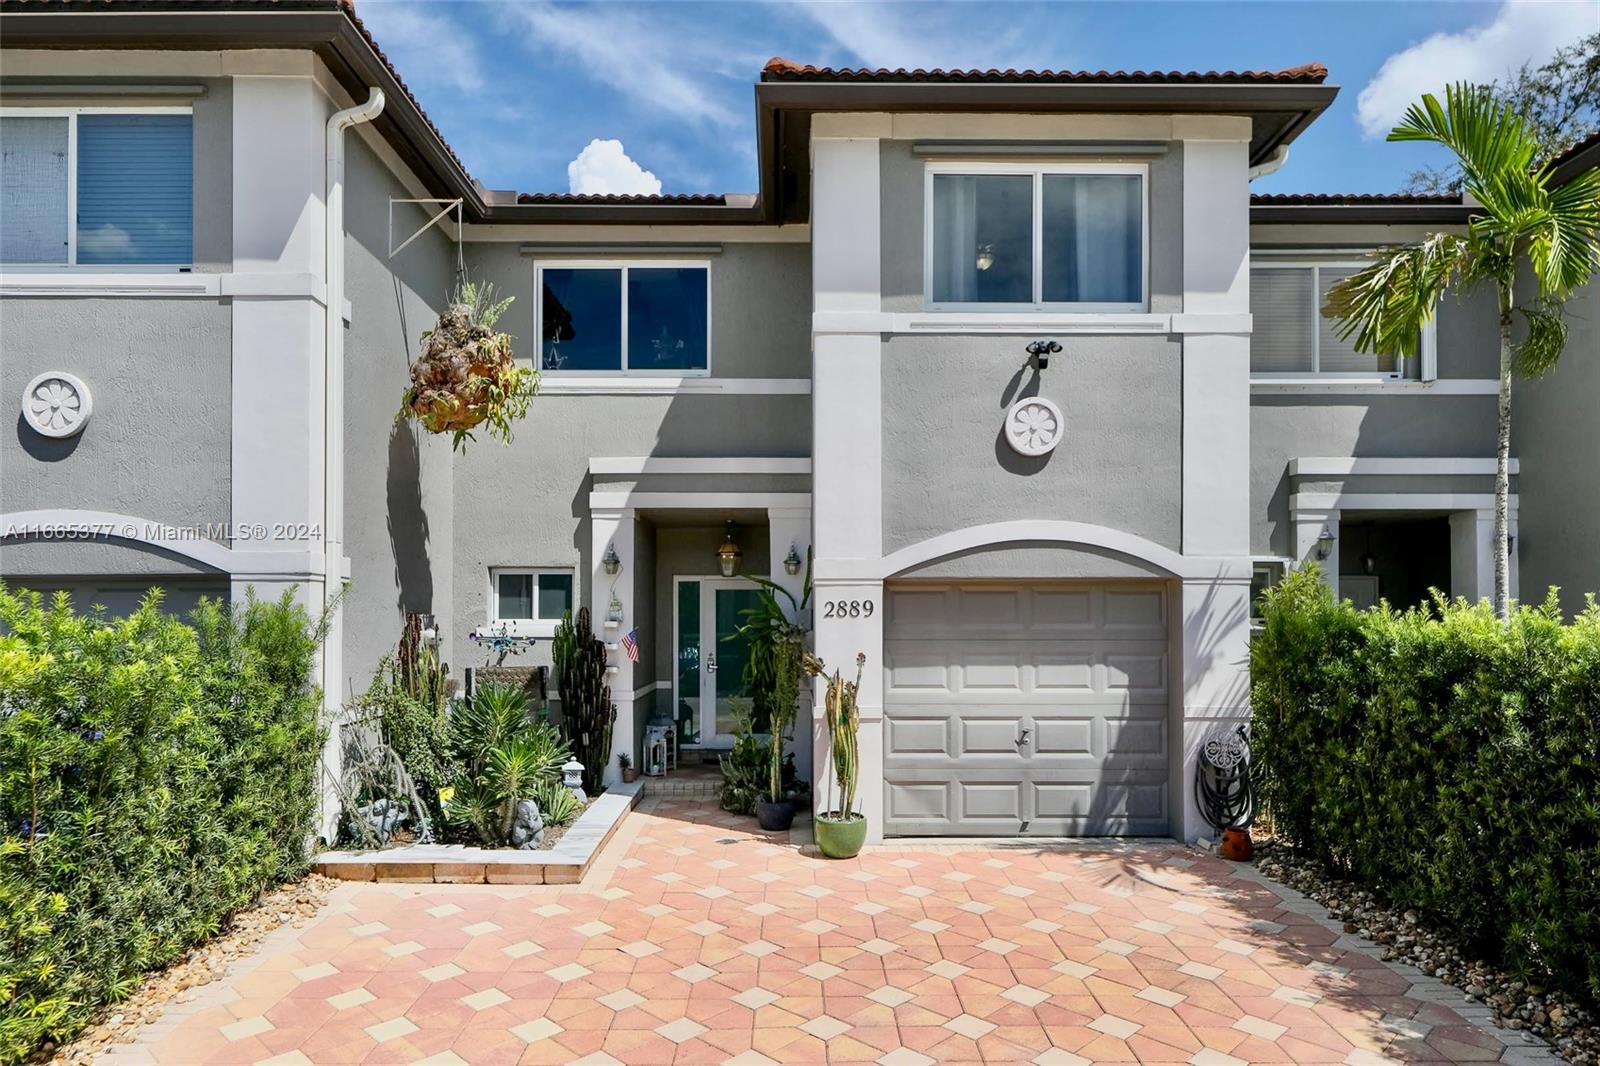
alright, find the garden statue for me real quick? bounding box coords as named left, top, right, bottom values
left=510, top=798, right=545, bottom=849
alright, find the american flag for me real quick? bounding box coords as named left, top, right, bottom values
left=620, top=627, right=640, bottom=663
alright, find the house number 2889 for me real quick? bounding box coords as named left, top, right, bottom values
left=822, top=599, right=874, bottom=618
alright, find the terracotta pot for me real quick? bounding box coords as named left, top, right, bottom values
left=1220, top=826, right=1254, bottom=861
left=621, top=768, right=638, bottom=783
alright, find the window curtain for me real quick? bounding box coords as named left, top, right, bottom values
left=1043, top=174, right=1140, bottom=304
left=0, top=116, right=70, bottom=264
left=931, top=175, right=979, bottom=302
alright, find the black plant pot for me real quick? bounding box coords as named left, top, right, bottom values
left=755, top=798, right=796, bottom=832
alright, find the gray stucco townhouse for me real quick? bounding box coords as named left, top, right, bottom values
left=3, top=0, right=1597, bottom=845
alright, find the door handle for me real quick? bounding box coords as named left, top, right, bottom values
left=705, top=652, right=717, bottom=675
left=1017, top=727, right=1032, bottom=747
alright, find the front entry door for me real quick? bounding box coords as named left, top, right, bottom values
left=674, top=578, right=761, bottom=746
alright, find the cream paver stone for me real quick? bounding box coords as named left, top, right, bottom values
left=734, top=987, right=782, bottom=1010
left=1190, top=1051, right=1248, bottom=1066
left=599, top=989, right=647, bottom=1012
left=673, top=963, right=719, bottom=983
left=461, top=988, right=510, bottom=1011
left=460, top=921, right=500, bottom=936
left=1000, top=885, right=1035, bottom=898
left=742, top=939, right=781, bottom=957
left=1172, top=900, right=1209, bottom=915
left=1024, top=918, right=1062, bottom=934
left=1135, top=919, right=1174, bottom=935
left=656, top=1018, right=708, bottom=1043
left=1250, top=918, right=1289, bottom=934
left=426, top=904, right=463, bottom=918
left=293, top=962, right=338, bottom=982
left=1308, top=961, right=1351, bottom=979
left=911, top=918, right=950, bottom=934
left=1089, top=1014, right=1142, bottom=1039
left=1052, top=960, right=1097, bottom=979
left=943, top=871, right=975, bottom=883
left=749, top=871, right=784, bottom=884
left=800, top=1016, right=852, bottom=1040
left=364, top=1017, right=418, bottom=1043
left=420, top=963, right=465, bottom=982
left=1233, top=1015, right=1289, bottom=1040
left=547, top=963, right=592, bottom=982
left=1273, top=985, right=1323, bottom=1007
left=689, top=920, right=727, bottom=936
left=798, top=884, right=832, bottom=899
left=746, top=901, right=781, bottom=916
left=1002, top=984, right=1051, bottom=1007
left=878, top=1050, right=936, bottom=1066
left=574, top=921, right=613, bottom=938
left=1178, top=961, right=1224, bottom=980
left=220, top=1017, right=273, bottom=1042
left=798, top=919, right=836, bottom=935
left=958, top=900, right=993, bottom=914
left=509, top=1018, right=563, bottom=1043
left=854, top=901, right=889, bottom=915
left=926, top=960, right=970, bottom=980
left=414, top=1054, right=468, bottom=1066
left=256, top=1053, right=314, bottom=1066
left=532, top=904, right=568, bottom=918
left=502, top=940, right=542, bottom=958
left=698, top=885, right=734, bottom=899
left=943, top=1014, right=997, bottom=1039
left=655, top=871, right=686, bottom=884
left=570, top=1054, right=625, bottom=1066
left=619, top=941, right=662, bottom=958
left=723, top=1053, right=780, bottom=1066
left=1034, top=1051, right=1092, bottom=1066
left=641, top=903, right=673, bottom=917
left=846, top=870, right=878, bottom=883
left=800, top=961, right=845, bottom=981
left=1065, top=901, right=1100, bottom=915
left=1136, top=985, right=1187, bottom=1007
left=858, top=938, right=900, bottom=956
left=327, top=988, right=376, bottom=1010
left=1216, top=937, right=1256, bottom=956
left=348, top=922, right=387, bottom=937
left=382, top=940, right=423, bottom=957
left=1096, top=938, right=1137, bottom=956
left=868, top=986, right=915, bottom=1008
left=977, top=937, right=1019, bottom=956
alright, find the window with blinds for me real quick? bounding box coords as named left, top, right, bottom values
left=1250, top=263, right=1421, bottom=379
left=0, top=109, right=192, bottom=267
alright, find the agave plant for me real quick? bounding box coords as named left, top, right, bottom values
left=445, top=684, right=570, bottom=846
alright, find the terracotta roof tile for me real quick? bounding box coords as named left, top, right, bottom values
left=761, top=56, right=1329, bottom=84
left=1250, top=192, right=1463, bottom=205
left=515, top=192, right=728, bottom=206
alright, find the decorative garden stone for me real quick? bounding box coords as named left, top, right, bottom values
left=351, top=798, right=405, bottom=843
left=562, top=759, right=587, bottom=803
left=510, top=798, right=545, bottom=849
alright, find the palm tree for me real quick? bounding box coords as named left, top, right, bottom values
left=1324, top=83, right=1600, bottom=620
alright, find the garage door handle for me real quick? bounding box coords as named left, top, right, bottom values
left=1017, top=728, right=1031, bottom=746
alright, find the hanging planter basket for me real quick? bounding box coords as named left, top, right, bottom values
left=398, top=281, right=538, bottom=451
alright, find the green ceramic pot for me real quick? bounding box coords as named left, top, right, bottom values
left=814, top=813, right=868, bottom=859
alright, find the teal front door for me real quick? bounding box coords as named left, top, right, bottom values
left=675, top=578, right=761, bottom=746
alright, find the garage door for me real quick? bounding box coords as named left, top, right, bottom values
left=883, top=581, right=1171, bottom=837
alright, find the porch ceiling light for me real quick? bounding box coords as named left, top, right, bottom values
left=717, top=521, right=743, bottom=577
left=1315, top=527, right=1335, bottom=561
left=783, top=544, right=803, bottom=576
left=603, top=543, right=622, bottom=576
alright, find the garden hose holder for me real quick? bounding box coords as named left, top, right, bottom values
left=1195, top=725, right=1255, bottom=833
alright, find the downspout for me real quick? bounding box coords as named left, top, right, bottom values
left=1247, top=144, right=1290, bottom=182
left=321, top=87, right=383, bottom=808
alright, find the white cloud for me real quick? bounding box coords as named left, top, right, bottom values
left=77, top=224, right=133, bottom=258
left=567, top=139, right=662, bottom=196
left=500, top=2, right=740, bottom=127
left=788, top=2, right=1032, bottom=72
left=1356, top=0, right=1596, bottom=137
left=354, top=1, right=484, bottom=94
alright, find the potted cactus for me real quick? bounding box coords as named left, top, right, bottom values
left=618, top=752, right=637, bottom=784
left=809, top=652, right=868, bottom=858
left=398, top=279, right=537, bottom=452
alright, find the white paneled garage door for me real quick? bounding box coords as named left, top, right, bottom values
left=883, top=581, right=1171, bottom=837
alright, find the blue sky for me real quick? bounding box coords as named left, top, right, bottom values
left=356, top=0, right=1600, bottom=197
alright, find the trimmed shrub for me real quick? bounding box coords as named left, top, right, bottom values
left=1251, top=567, right=1600, bottom=1006
left=0, top=586, right=326, bottom=1062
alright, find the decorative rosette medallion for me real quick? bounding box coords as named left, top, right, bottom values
left=1004, top=395, right=1063, bottom=457
left=22, top=371, right=92, bottom=438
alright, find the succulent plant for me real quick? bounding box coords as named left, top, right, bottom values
left=554, top=607, right=615, bottom=794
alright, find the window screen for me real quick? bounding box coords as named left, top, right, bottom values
left=1, top=116, right=70, bottom=264
left=1249, top=268, right=1315, bottom=374
left=76, top=114, right=193, bottom=265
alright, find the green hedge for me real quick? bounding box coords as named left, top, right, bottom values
left=1251, top=568, right=1600, bottom=1006
left=0, top=586, right=326, bottom=1063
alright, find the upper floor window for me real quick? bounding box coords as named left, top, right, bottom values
left=925, top=162, right=1147, bottom=311
left=0, top=109, right=193, bottom=268
left=538, top=262, right=710, bottom=373
left=1250, top=262, right=1426, bottom=380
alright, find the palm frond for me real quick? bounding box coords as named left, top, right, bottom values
left=1513, top=301, right=1569, bottom=378
left=1532, top=167, right=1600, bottom=295
left=1322, top=234, right=1469, bottom=358
left=1390, top=84, right=1539, bottom=204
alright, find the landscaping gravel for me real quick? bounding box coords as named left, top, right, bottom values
left=1256, top=841, right=1598, bottom=1066
left=42, top=875, right=337, bottom=1066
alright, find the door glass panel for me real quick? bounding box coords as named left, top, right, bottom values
left=676, top=581, right=701, bottom=745
left=714, top=588, right=763, bottom=736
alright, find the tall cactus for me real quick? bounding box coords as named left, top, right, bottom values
left=554, top=606, right=614, bottom=793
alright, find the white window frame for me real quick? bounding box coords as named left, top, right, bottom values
left=533, top=259, right=712, bottom=376
left=1249, top=256, right=1438, bottom=384
left=488, top=567, right=575, bottom=637
left=0, top=105, right=194, bottom=272
left=922, top=160, right=1150, bottom=313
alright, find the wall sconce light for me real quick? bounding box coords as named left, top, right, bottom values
left=1315, top=526, right=1335, bottom=561
left=716, top=521, right=743, bottom=577
left=602, top=543, right=621, bottom=576
left=1362, top=553, right=1376, bottom=575
left=783, top=544, right=803, bottom=576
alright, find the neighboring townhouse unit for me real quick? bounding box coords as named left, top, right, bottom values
left=3, top=0, right=1596, bottom=845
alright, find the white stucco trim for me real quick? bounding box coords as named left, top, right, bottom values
left=589, top=457, right=812, bottom=476
left=1290, top=457, right=1519, bottom=477
left=0, top=509, right=328, bottom=576
left=539, top=377, right=810, bottom=396
left=1291, top=492, right=1518, bottom=513
left=864, top=521, right=1249, bottom=582
left=1252, top=378, right=1500, bottom=395
left=589, top=491, right=813, bottom=513
left=812, top=311, right=1252, bottom=336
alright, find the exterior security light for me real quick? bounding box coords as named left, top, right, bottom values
left=602, top=543, right=621, bottom=576
left=717, top=521, right=743, bottom=577
left=783, top=544, right=803, bottom=576
left=1315, top=527, right=1335, bottom=561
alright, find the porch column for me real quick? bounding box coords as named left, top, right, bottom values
left=591, top=508, right=634, bottom=787
left=810, top=127, right=886, bottom=841
left=768, top=505, right=813, bottom=782
left=1292, top=505, right=1340, bottom=595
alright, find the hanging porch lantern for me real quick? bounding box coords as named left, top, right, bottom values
left=717, top=521, right=743, bottom=577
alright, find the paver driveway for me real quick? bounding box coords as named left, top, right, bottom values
left=101, top=798, right=1551, bottom=1065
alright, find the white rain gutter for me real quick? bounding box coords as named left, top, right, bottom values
left=1248, top=144, right=1290, bottom=181
left=322, top=87, right=384, bottom=690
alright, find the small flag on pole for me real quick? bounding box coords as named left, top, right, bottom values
left=620, top=627, right=640, bottom=663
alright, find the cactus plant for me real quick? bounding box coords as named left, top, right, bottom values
left=808, top=652, right=868, bottom=858
left=554, top=606, right=615, bottom=794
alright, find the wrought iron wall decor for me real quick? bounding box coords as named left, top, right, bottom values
left=1195, top=725, right=1256, bottom=833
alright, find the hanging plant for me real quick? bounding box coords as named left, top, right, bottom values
left=398, top=279, right=538, bottom=451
